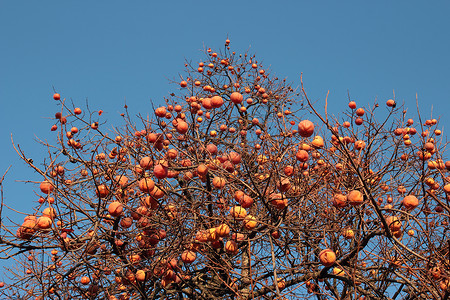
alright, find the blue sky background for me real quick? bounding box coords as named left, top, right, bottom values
left=1, top=0, right=450, bottom=278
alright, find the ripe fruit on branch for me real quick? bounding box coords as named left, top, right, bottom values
left=149, top=186, right=165, bottom=200
left=139, top=178, right=155, bottom=193
left=155, top=107, right=167, bottom=118
left=40, top=181, right=54, bottom=194
left=216, top=224, right=230, bottom=237
left=277, top=178, right=291, bottom=193
left=17, top=218, right=37, bottom=239
left=356, top=108, right=365, bottom=116
left=140, top=156, right=154, bottom=170
left=239, top=194, right=254, bottom=208
left=271, top=230, right=281, bottom=239
left=225, top=240, right=238, bottom=254
left=37, top=216, right=52, bottom=230
left=277, top=278, right=286, bottom=290
left=80, top=276, right=90, bottom=285
left=319, top=249, right=336, bottom=267
left=108, top=201, right=123, bottom=217
left=424, top=142, right=435, bottom=152
left=206, top=143, right=218, bottom=155
left=120, top=217, right=133, bottom=228
left=298, top=120, right=315, bottom=138
left=284, top=165, right=294, bottom=176
left=53, top=93, right=61, bottom=100
left=96, top=184, right=109, bottom=198
left=153, top=164, right=168, bottom=179
left=243, top=215, right=257, bottom=230
left=386, top=99, right=396, bottom=107
left=212, top=176, right=226, bottom=189
left=43, top=207, right=56, bottom=219
left=333, top=267, right=346, bottom=276
left=197, top=164, right=208, bottom=177
left=230, top=206, right=247, bottom=219
left=354, top=140, right=366, bottom=150
left=332, top=194, right=347, bottom=208
left=166, top=148, right=178, bottom=160
left=175, top=120, right=189, bottom=134
left=136, top=270, right=146, bottom=282
left=269, top=193, right=288, bottom=210
left=311, top=136, right=324, bottom=148
left=385, top=216, right=401, bottom=232
left=114, top=175, right=129, bottom=188
left=181, top=250, right=196, bottom=264
left=347, top=190, right=364, bottom=206
left=202, top=97, right=212, bottom=109
left=196, top=230, right=209, bottom=243
left=342, top=229, right=354, bottom=239
left=230, top=92, right=243, bottom=104
left=296, top=150, right=309, bottom=162
left=402, top=195, right=419, bottom=210
left=210, top=96, right=224, bottom=108
left=206, top=227, right=218, bottom=241
left=228, top=152, right=241, bottom=165
left=443, top=184, right=450, bottom=194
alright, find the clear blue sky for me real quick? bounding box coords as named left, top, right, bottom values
left=1, top=0, right=449, bottom=274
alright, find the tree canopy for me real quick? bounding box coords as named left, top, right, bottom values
left=1, top=39, right=449, bottom=300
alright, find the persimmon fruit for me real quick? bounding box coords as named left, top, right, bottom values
left=297, top=120, right=315, bottom=138
left=319, top=249, right=336, bottom=267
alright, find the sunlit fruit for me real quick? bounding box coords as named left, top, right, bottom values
left=139, top=178, right=155, bottom=193
left=225, top=240, right=238, bottom=254
left=385, top=216, right=401, bottom=232
left=37, top=216, right=52, bottom=230
left=211, top=96, right=224, bottom=108
left=181, top=250, right=197, bottom=263
left=80, top=276, right=90, bottom=285
left=212, top=176, right=226, bottom=189
left=176, top=120, right=189, bottom=134
left=402, top=195, right=419, bottom=210
left=230, top=206, right=247, bottom=219
left=40, top=181, right=54, bottom=194
left=216, top=224, right=230, bottom=237
left=277, top=278, right=286, bottom=290
left=108, top=201, right=123, bottom=217
left=311, top=136, right=324, bottom=148
left=153, top=164, right=168, bottom=179
left=298, top=120, right=315, bottom=138
left=319, top=249, right=336, bottom=267
left=386, top=99, right=395, bottom=107
left=43, top=207, right=56, bottom=219
left=342, top=229, right=354, bottom=239
left=136, top=270, right=146, bottom=282
left=347, top=190, right=364, bottom=206
left=296, top=150, right=309, bottom=162
left=230, top=92, right=243, bottom=104
left=96, top=184, right=109, bottom=198
left=243, top=215, right=257, bottom=230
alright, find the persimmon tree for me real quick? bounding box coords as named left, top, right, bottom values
left=1, top=39, right=449, bottom=300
